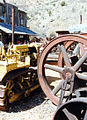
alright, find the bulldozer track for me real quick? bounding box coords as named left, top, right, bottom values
left=0, top=67, right=39, bottom=111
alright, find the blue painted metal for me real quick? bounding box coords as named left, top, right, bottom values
left=0, top=22, right=38, bottom=35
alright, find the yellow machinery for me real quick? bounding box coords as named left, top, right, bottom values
left=0, top=42, right=40, bottom=110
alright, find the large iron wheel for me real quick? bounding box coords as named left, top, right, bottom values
left=53, top=98, right=87, bottom=120
left=38, top=34, right=87, bottom=105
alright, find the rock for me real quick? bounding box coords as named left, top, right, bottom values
left=5, top=0, right=87, bottom=37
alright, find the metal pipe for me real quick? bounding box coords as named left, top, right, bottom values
left=12, top=8, right=14, bottom=45
left=80, top=15, right=82, bottom=24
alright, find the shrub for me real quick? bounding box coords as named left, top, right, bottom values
left=27, top=16, right=30, bottom=20
left=60, top=1, right=66, bottom=6
left=53, top=3, right=55, bottom=6
left=48, top=11, right=52, bottom=16
left=50, top=32, right=56, bottom=39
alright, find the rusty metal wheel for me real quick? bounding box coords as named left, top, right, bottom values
left=53, top=98, right=87, bottom=120
left=38, top=34, right=87, bottom=105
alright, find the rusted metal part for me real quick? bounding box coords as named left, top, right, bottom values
left=58, top=41, right=74, bottom=67
left=45, top=64, right=64, bottom=74
left=53, top=80, right=64, bottom=95
left=38, top=34, right=87, bottom=105
left=73, top=52, right=87, bottom=71
left=63, top=67, right=75, bottom=95
left=76, top=72, right=87, bottom=81
left=53, top=98, right=87, bottom=120
left=60, top=45, right=71, bottom=67
left=58, top=76, right=69, bottom=106
left=57, top=67, right=75, bottom=106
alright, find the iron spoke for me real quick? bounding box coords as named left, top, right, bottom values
left=76, top=72, right=87, bottom=81
left=60, top=45, right=71, bottom=67
left=73, top=52, right=87, bottom=71
left=72, top=43, right=85, bottom=56
left=44, top=64, right=64, bottom=73
left=62, top=108, right=78, bottom=120
left=79, top=43, right=85, bottom=56
left=73, top=43, right=80, bottom=56
left=53, top=80, right=64, bottom=94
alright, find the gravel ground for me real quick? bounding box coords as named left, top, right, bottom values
left=0, top=88, right=57, bottom=120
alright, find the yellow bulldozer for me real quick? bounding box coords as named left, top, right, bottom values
left=0, top=42, right=40, bottom=110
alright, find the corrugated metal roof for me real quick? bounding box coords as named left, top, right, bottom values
left=0, top=23, right=38, bottom=36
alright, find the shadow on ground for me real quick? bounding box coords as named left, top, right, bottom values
left=7, top=87, right=46, bottom=113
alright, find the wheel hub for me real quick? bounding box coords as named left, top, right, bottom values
left=63, top=67, right=75, bottom=81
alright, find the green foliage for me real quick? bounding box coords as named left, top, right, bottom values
left=27, top=16, right=30, bottom=20
left=48, top=11, right=52, bottom=16
left=60, top=1, right=66, bottom=6
left=53, top=3, right=55, bottom=6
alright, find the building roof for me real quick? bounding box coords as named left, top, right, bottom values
left=0, top=23, right=38, bottom=36
left=18, top=9, right=27, bottom=14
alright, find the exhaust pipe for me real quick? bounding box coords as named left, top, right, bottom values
left=12, top=7, right=14, bottom=45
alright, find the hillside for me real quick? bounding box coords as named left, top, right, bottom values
left=2, top=0, right=87, bottom=37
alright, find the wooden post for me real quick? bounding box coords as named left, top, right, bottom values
left=12, top=8, right=14, bottom=45
left=4, top=12, right=6, bottom=24
left=17, top=8, right=19, bottom=26
left=3, top=0, right=6, bottom=24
